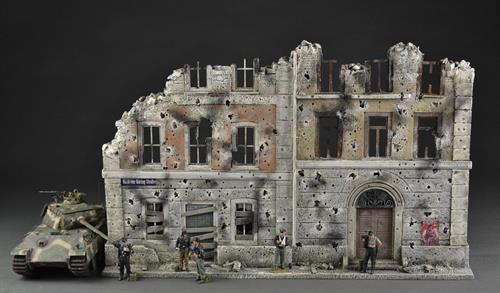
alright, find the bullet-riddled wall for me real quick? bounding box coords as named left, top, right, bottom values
left=102, top=40, right=474, bottom=270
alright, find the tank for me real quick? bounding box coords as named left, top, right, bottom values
left=10, top=190, right=108, bottom=277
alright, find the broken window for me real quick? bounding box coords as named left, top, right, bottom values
left=366, top=114, right=391, bottom=157
left=236, top=58, right=257, bottom=89
left=317, top=114, right=341, bottom=158
left=187, top=61, right=207, bottom=88
left=320, top=59, right=339, bottom=93
left=421, top=61, right=442, bottom=95
left=235, top=203, right=254, bottom=241
left=188, top=119, right=212, bottom=165
left=232, top=126, right=255, bottom=165
left=145, top=201, right=164, bottom=239
left=142, top=126, right=161, bottom=164
left=365, top=59, right=390, bottom=92
left=415, top=115, right=441, bottom=159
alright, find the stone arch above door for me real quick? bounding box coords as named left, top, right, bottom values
left=346, top=181, right=404, bottom=261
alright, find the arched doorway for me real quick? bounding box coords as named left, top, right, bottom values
left=355, top=189, right=394, bottom=259
left=346, top=181, right=404, bottom=261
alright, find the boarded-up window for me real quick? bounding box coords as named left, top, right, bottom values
left=145, top=202, right=164, bottom=239
left=366, top=115, right=390, bottom=157
left=416, top=115, right=440, bottom=159
left=232, top=127, right=255, bottom=165
left=189, top=119, right=212, bottom=165
left=142, top=126, right=161, bottom=164
left=318, top=115, right=341, bottom=158
left=235, top=203, right=254, bottom=241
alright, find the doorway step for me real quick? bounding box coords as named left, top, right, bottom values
left=348, top=259, right=402, bottom=271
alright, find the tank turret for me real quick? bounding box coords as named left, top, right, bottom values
left=11, top=190, right=108, bottom=277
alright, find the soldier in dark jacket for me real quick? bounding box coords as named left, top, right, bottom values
left=113, top=237, right=133, bottom=281
left=175, top=229, right=191, bottom=271
left=274, top=228, right=289, bottom=270
left=190, top=238, right=209, bottom=283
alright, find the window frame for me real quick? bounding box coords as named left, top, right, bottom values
left=231, top=123, right=257, bottom=168
left=185, top=121, right=212, bottom=168
left=143, top=199, right=166, bottom=240
left=413, top=113, right=442, bottom=160
left=364, top=113, right=392, bottom=158
left=234, top=58, right=257, bottom=91
left=139, top=123, right=163, bottom=167
left=315, top=112, right=342, bottom=159
left=231, top=199, right=258, bottom=244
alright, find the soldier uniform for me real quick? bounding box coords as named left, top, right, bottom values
left=175, top=230, right=191, bottom=271
left=113, top=238, right=133, bottom=280
left=191, top=238, right=209, bottom=283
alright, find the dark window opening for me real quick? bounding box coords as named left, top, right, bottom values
left=365, top=59, right=390, bottom=93
left=187, top=61, right=207, bottom=88
left=232, top=127, right=255, bottom=165
left=143, top=126, right=161, bottom=164
left=235, top=203, right=254, bottom=241
left=417, top=116, right=440, bottom=159
left=367, top=115, right=390, bottom=157
left=145, top=202, right=164, bottom=238
left=318, top=115, right=341, bottom=158
left=320, top=59, right=340, bottom=92
left=422, top=61, right=442, bottom=95
left=189, top=118, right=212, bottom=165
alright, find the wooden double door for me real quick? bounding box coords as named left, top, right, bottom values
left=356, top=208, right=393, bottom=259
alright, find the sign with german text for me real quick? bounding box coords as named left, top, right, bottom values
left=121, top=178, right=158, bottom=186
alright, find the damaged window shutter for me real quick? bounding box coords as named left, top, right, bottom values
left=145, top=202, right=164, bottom=238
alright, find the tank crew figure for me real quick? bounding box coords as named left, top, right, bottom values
left=175, top=229, right=191, bottom=271
left=190, top=238, right=209, bottom=283
left=113, top=237, right=133, bottom=281
left=362, top=231, right=383, bottom=274
left=274, top=228, right=289, bottom=271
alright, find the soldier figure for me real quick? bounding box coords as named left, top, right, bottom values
left=190, top=238, right=209, bottom=283
left=175, top=229, right=191, bottom=271
left=274, top=228, right=289, bottom=271
left=113, top=237, right=133, bottom=281
left=362, top=231, right=383, bottom=274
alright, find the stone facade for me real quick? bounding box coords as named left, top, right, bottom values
left=102, top=41, right=474, bottom=272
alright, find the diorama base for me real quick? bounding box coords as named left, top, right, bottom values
left=102, top=265, right=474, bottom=280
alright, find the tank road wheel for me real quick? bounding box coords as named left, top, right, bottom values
left=12, top=255, right=33, bottom=276
left=69, top=256, right=90, bottom=277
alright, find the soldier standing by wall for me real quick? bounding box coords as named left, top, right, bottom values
left=175, top=229, right=191, bottom=271
left=362, top=231, right=383, bottom=274
left=191, top=238, right=209, bottom=283
left=113, top=237, right=133, bottom=281
left=274, top=228, right=289, bottom=271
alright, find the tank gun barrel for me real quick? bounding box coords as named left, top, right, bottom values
left=77, top=217, right=109, bottom=241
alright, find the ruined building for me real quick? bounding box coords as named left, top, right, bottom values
left=102, top=41, right=474, bottom=272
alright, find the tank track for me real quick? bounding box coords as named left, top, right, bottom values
left=12, top=255, right=32, bottom=276
left=69, top=256, right=90, bottom=277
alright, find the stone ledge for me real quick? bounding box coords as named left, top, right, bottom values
left=102, top=266, right=474, bottom=280
left=297, top=160, right=472, bottom=170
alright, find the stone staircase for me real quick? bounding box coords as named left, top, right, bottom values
left=348, top=259, right=402, bottom=271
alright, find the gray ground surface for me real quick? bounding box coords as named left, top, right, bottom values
left=1, top=186, right=498, bottom=293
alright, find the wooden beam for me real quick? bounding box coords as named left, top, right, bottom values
left=182, top=207, right=215, bottom=217
left=185, top=227, right=215, bottom=233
